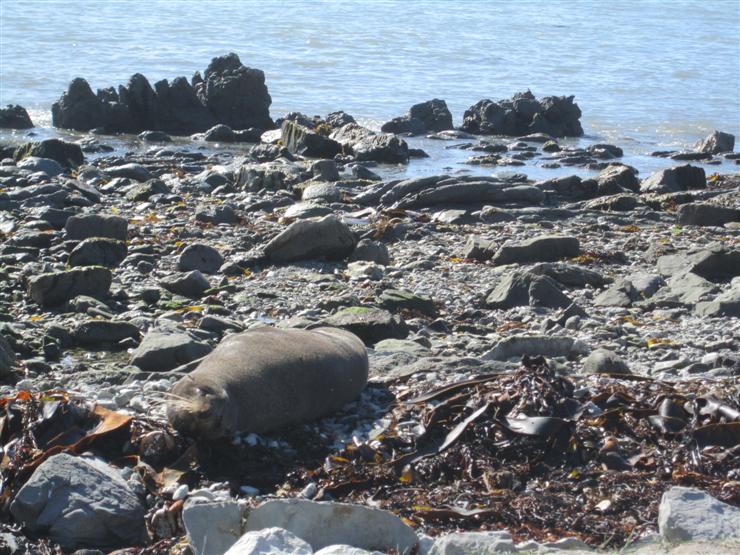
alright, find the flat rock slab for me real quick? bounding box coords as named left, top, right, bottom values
left=27, top=266, right=112, bottom=306
left=183, top=500, right=242, bottom=555
left=244, top=499, right=418, bottom=553
left=65, top=214, right=128, bottom=241
left=482, top=335, right=582, bottom=361
left=426, top=530, right=516, bottom=554
left=129, top=328, right=212, bottom=372
left=322, top=306, right=408, bottom=346
left=658, top=486, right=740, bottom=542
left=492, top=235, right=580, bottom=266
left=10, top=453, right=146, bottom=550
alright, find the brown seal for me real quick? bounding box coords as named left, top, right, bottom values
left=166, top=326, right=368, bottom=438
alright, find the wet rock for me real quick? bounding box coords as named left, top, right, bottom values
left=325, top=111, right=356, bottom=128
left=348, top=239, right=390, bottom=266
left=396, top=181, right=543, bottom=209
left=0, top=104, right=34, bottom=128
left=16, top=156, right=66, bottom=176
left=72, top=320, right=141, bottom=347
left=331, top=123, right=409, bottom=163
left=482, top=335, right=581, bottom=361
left=65, top=214, right=128, bottom=241
left=379, top=289, right=437, bottom=316
left=311, top=159, right=340, bottom=181
left=584, top=193, right=640, bottom=211
left=658, top=486, right=740, bottom=542
left=14, top=138, right=84, bottom=168
left=462, top=91, right=583, bottom=137
left=596, top=164, right=639, bottom=194
left=69, top=238, right=128, bottom=268
left=52, top=78, right=107, bottom=131
left=349, top=164, right=381, bottom=181
left=225, top=527, right=313, bottom=555
left=640, top=165, right=706, bottom=193
left=160, top=270, right=211, bottom=298
left=182, top=500, right=242, bottom=555
left=426, top=530, right=515, bottom=555
left=302, top=182, right=340, bottom=203
left=10, top=453, right=146, bottom=550
left=282, top=120, right=341, bottom=159
left=323, top=307, right=408, bottom=345
left=381, top=99, right=453, bottom=135
left=130, top=327, right=212, bottom=372
left=694, top=130, right=735, bottom=154
left=535, top=174, right=597, bottom=200
left=178, top=243, right=224, bottom=274
left=138, top=130, right=172, bottom=143
left=28, top=267, right=112, bottom=306
left=264, top=215, right=356, bottom=263
left=491, top=235, right=580, bottom=266
left=244, top=499, right=418, bottom=553
left=202, top=123, right=236, bottom=142
left=582, top=348, right=631, bottom=374
left=677, top=203, right=740, bottom=227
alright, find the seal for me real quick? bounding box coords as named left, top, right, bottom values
left=166, top=326, right=368, bottom=438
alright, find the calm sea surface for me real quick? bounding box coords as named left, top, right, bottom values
left=1, top=0, right=739, bottom=177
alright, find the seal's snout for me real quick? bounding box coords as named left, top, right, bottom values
left=166, top=381, right=227, bottom=439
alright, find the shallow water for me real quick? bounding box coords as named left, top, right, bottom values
left=1, top=0, right=739, bottom=178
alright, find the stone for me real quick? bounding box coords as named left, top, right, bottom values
left=594, top=279, right=640, bottom=307
left=129, top=327, right=212, bottom=372
left=461, top=91, right=583, bottom=137
left=491, top=235, right=580, bottom=266
left=225, top=527, right=313, bottom=555
left=311, top=159, right=340, bottom=181
left=178, top=243, right=224, bottom=274
left=17, top=156, right=65, bottom=176
left=14, top=139, right=84, bottom=168
left=282, top=120, right=341, bottom=159
left=65, top=214, right=128, bottom=241
left=596, top=165, right=639, bottom=194
left=372, top=339, right=430, bottom=356
left=396, top=182, right=544, bottom=209
left=28, top=267, right=112, bottom=306
left=302, top=182, right=340, bottom=203
left=350, top=164, right=381, bottom=181
left=332, top=123, right=409, bottom=163
left=529, top=262, right=610, bottom=288
left=348, top=239, right=390, bottom=266
left=482, top=335, right=580, bottom=361
left=138, top=130, right=172, bottom=143
left=695, top=280, right=740, bottom=317
left=677, top=203, right=740, bottom=227
left=72, top=320, right=141, bottom=346
left=0, top=332, right=16, bottom=377
left=160, top=270, right=211, bottom=298
left=381, top=99, right=453, bottom=135
left=264, top=215, right=356, bottom=263
left=0, top=104, right=34, bottom=128
left=485, top=271, right=572, bottom=309
left=640, top=165, right=706, bottom=193
left=125, top=178, right=170, bottom=201
left=582, top=348, right=631, bottom=374
left=244, top=499, right=418, bottom=553
left=694, top=130, right=735, bottom=154
left=202, top=123, right=237, bottom=142
left=658, top=486, right=740, bottom=542
left=322, top=306, right=408, bottom=345
left=52, top=78, right=107, bottom=131
left=283, top=202, right=333, bottom=220
left=105, top=163, right=152, bottom=182
left=69, top=238, right=127, bottom=268
left=10, top=453, right=146, bottom=549
left=463, top=236, right=497, bottom=261
left=182, top=500, right=242, bottom=555
left=426, top=530, right=516, bottom=554
left=379, top=289, right=437, bottom=316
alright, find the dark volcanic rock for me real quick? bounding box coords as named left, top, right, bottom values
left=282, top=120, right=341, bottom=159
left=694, top=130, right=734, bottom=154
left=322, top=307, right=408, bottom=346
left=73, top=320, right=141, bottom=346
left=68, top=238, right=128, bottom=268
left=51, top=78, right=107, bottom=131
left=160, top=271, right=211, bottom=298
left=461, top=91, right=583, bottom=138
left=264, top=215, right=356, bottom=263
left=331, top=123, right=409, bottom=163
left=14, top=139, right=84, bottom=168
left=0, top=104, right=34, bottom=129
left=640, top=165, right=706, bottom=193
left=178, top=243, right=224, bottom=274
left=381, top=99, right=453, bottom=135
left=677, top=203, right=740, bottom=227
left=65, top=214, right=128, bottom=241
left=28, top=267, right=112, bottom=306
left=130, top=328, right=212, bottom=372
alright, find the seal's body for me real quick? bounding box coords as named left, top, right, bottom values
left=166, top=326, right=368, bottom=438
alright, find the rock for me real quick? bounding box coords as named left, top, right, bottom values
left=178, top=243, right=224, bottom=274
left=125, top=178, right=170, bottom=201
left=225, top=527, right=312, bottom=555
left=68, top=238, right=127, bottom=268
left=244, top=499, right=418, bottom=553
left=182, top=500, right=242, bottom=555
left=283, top=202, right=333, bottom=220
left=350, top=164, right=381, bottom=181
left=72, top=320, right=141, bottom=346
left=381, top=99, right=453, bottom=135
left=596, top=165, right=640, bottom=194
left=396, top=182, right=544, bottom=209
left=426, top=530, right=516, bottom=555
left=348, top=239, right=390, bottom=266
left=52, top=78, right=107, bottom=130
left=322, top=307, right=408, bottom=345
left=658, top=486, right=740, bottom=542
left=106, top=163, right=153, bottom=182
left=461, top=91, right=583, bottom=137
left=584, top=193, right=640, bottom=212
left=195, top=203, right=239, bottom=224
left=9, top=453, right=146, bottom=549
left=640, top=165, right=706, bottom=193
left=138, top=130, right=172, bottom=143
left=14, top=139, right=84, bottom=168
left=331, top=123, right=409, bottom=163
left=0, top=332, right=16, bottom=377
left=130, top=327, right=212, bottom=372
left=529, top=262, right=610, bottom=288
left=594, top=279, right=640, bottom=307
left=202, top=124, right=237, bottom=142
left=65, top=214, right=128, bottom=241
left=582, top=348, right=631, bottom=374
left=677, top=203, right=740, bottom=227
left=536, top=175, right=597, bottom=200
left=28, top=267, right=112, bottom=306
left=160, top=270, right=211, bottom=298
left=264, top=215, right=356, bottom=263
left=16, top=156, right=66, bottom=176
left=302, top=182, right=340, bottom=203
left=347, top=260, right=384, bottom=280
left=195, top=52, right=273, bottom=130
left=463, top=236, right=497, bottom=261
left=658, top=247, right=740, bottom=282
left=373, top=338, right=430, bottom=356
left=695, top=280, right=740, bottom=317
left=0, top=104, right=34, bottom=128
left=694, top=130, right=735, bottom=154
left=311, top=159, right=340, bottom=181
left=491, top=235, right=580, bottom=266
left=282, top=120, right=341, bottom=158
left=485, top=271, right=572, bottom=309
left=482, top=335, right=580, bottom=361
left=379, top=289, right=437, bottom=316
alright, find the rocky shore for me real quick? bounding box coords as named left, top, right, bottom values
left=0, top=54, right=738, bottom=554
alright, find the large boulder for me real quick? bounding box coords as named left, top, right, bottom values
left=0, top=104, right=34, bottom=129
left=130, top=327, right=212, bottom=372
left=322, top=307, right=408, bottom=346
left=331, top=123, right=409, bottom=163
left=51, top=78, right=107, bottom=130
left=14, top=139, right=84, bottom=168
left=461, top=91, right=583, bottom=137
left=640, top=165, right=706, bottom=193
left=677, top=203, right=740, bottom=227
left=491, top=235, right=580, bottom=266
left=264, top=215, right=356, bottom=263
left=381, top=99, right=453, bottom=135
left=28, top=267, right=112, bottom=306
left=10, top=453, right=146, bottom=550
left=282, top=120, right=341, bottom=159
left=658, top=486, right=740, bottom=542
left=694, top=130, right=735, bottom=154
left=68, top=238, right=128, bottom=268
left=65, top=214, right=128, bottom=241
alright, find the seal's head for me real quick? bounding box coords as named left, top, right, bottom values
left=166, top=376, right=229, bottom=439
